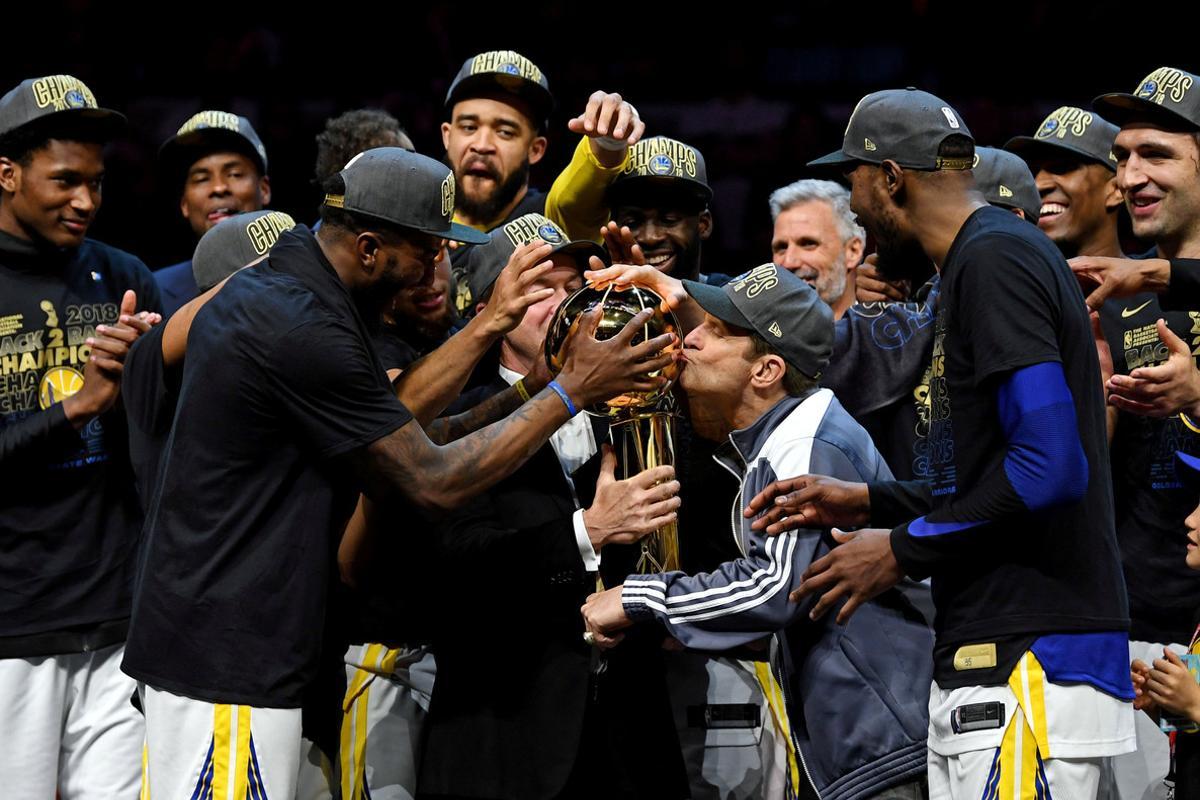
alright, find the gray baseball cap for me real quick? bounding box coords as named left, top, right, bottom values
left=0, top=75, right=125, bottom=140
left=465, top=212, right=606, bottom=305
left=324, top=147, right=489, bottom=245
left=808, top=88, right=974, bottom=172
left=445, top=50, right=553, bottom=128
left=682, top=263, right=833, bottom=379
left=159, top=110, right=269, bottom=188
left=1093, top=67, right=1200, bottom=131
left=973, top=147, right=1040, bottom=222
left=607, top=136, right=713, bottom=206
left=1004, top=106, right=1119, bottom=172
left=192, top=210, right=298, bottom=292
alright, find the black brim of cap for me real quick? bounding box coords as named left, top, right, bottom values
left=427, top=221, right=491, bottom=245
left=445, top=74, right=554, bottom=123
left=606, top=175, right=713, bottom=206
left=1003, top=136, right=1115, bottom=171
left=682, top=279, right=753, bottom=330
left=159, top=129, right=266, bottom=175
left=1092, top=93, right=1200, bottom=131
left=14, top=108, right=127, bottom=141
left=806, top=149, right=860, bottom=169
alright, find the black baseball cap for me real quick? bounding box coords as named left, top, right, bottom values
left=607, top=136, right=713, bottom=206
left=445, top=50, right=553, bottom=129
left=0, top=75, right=125, bottom=140
left=682, top=263, right=833, bottom=379
left=1004, top=106, right=1119, bottom=172
left=465, top=212, right=606, bottom=305
left=808, top=88, right=974, bottom=172
left=192, top=210, right=298, bottom=292
left=159, top=110, right=269, bottom=185
left=1094, top=67, right=1200, bottom=132
left=973, top=147, right=1040, bottom=222
left=324, top=147, right=489, bottom=245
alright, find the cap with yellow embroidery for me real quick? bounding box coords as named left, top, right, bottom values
left=972, top=147, right=1040, bottom=223
left=159, top=110, right=269, bottom=187
left=0, top=75, right=125, bottom=140
left=1093, top=67, right=1200, bottom=132
left=192, top=210, right=298, bottom=292
left=808, top=88, right=974, bottom=172
left=463, top=212, right=607, bottom=308
left=682, top=264, right=833, bottom=379
left=445, top=50, right=554, bottom=129
left=1003, top=106, right=1119, bottom=172
left=324, top=147, right=489, bottom=245
left=607, top=136, right=712, bottom=206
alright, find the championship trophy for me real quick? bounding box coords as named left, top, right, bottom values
left=544, top=283, right=682, bottom=573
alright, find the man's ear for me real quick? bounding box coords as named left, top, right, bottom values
left=355, top=232, right=384, bottom=274
left=749, top=352, right=787, bottom=391
left=1104, top=174, right=1123, bottom=212
left=844, top=235, right=865, bottom=270
left=258, top=174, right=272, bottom=207
left=698, top=209, right=713, bottom=241
left=881, top=159, right=905, bottom=199
left=0, top=157, right=20, bottom=195
left=440, top=121, right=453, bottom=153
left=528, top=135, right=548, bottom=166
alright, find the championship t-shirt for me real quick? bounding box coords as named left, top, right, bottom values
left=123, top=227, right=413, bottom=707
left=0, top=231, right=161, bottom=654
left=889, top=206, right=1128, bottom=677
left=1100, top=294, right=1200, bottom=645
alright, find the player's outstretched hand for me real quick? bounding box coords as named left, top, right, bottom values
left=744, top=474, right=870, bottom=535
left=554, top=307, right=676, bottom=409
left=568, top=91, right=645, bottom=168
left=478, top=241, right=556, bottom=337
left=788, top=528, right=902, bottom=625
left=1070, top=256, right=1171, bottom=311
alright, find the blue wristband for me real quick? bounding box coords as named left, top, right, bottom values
left=547, top=380, right=577, bottom=416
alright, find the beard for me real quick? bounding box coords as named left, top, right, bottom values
left=455, top=158, right=531, bottom=225
left=872, top=214, right=936, bottom=285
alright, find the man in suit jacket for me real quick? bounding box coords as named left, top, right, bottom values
left=418, top=213, right=687, bottom=800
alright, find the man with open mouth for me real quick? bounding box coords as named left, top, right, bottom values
left=155, top=110, right=272, bottom=316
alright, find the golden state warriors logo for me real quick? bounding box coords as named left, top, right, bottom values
left=626, top=138, right=699, bottom=179
left=1137, top=68, right=1194, bottom=106
left=731, top=264, right=779, bottom=299
left=39, top=366, right=84, bottom=410
left=245, top=212, right=296, bottom=256
left=178, top=110, right=241, bottom=135
left=471, top=51, right=544, bottom=85
left=504, top=214, right=564, bottom=248
left=440, top=172, right=455, bottom=218
left=31, top=76, right=97, bottom=111
left=1036, top=107, right=1093, bottom=140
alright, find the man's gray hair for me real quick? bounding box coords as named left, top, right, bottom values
left=768, top=179, right=864, bottom=243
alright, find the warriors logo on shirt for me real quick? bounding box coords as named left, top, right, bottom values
left=38, top=366, right=83, bottom=410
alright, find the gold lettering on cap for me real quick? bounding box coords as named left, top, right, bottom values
left=1137, top=67, right=1194, bottom=106
left=177, top=110, right=241, bottom=136
left=1035, top=107, right=1093, bottom=140
left=441, top=172, right=455, bottom=218
left=470, top=51, right=544, bottom=84
left=245, top=212, right=296, bottom=256
left=731, top=264, right=779, bottom=299
left=31, top=75, right=98, bottom=111
left=503, top=213, right=565, bottom=248
left=623, top=138, right=699, bottom=179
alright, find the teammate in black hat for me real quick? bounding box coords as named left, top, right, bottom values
left=124, top=147, right=676, bottom=798
left=0, top=73, right=161, bottom=798
left=155, top=110, right=272, bottom=316
left=754, top=87, right=1135, bottom=798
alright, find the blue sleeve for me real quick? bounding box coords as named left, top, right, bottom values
left=890, top=361, right=1088, bottom=578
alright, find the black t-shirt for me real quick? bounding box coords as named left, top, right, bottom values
left=1100, top=294, right=1200, bottom=644
left=0, top=231, right=161, bottom=654
left=123, top=324, right=181, bottom=510
left=890, top=206, right=1128, bottom=663
left=123, top=227, right=413, bottom=707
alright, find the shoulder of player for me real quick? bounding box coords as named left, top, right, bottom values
left=77, top=237, right=153, bottom=281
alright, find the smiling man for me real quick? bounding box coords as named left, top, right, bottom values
left=0, top=73, right=161, bottom=798
left=767, top=179, right=864, bottom=319
left=155, top=110, right=271, bottom=315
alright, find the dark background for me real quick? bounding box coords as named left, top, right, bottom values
left=5, top=1, right=1197, bottom=271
